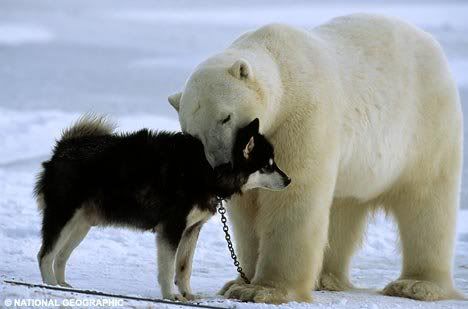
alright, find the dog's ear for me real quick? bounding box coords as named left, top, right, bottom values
left=246, top=118, right=260, bottom=134
left=243, top=136, right=255, bottom=160
left=168, top=92, right=182, bottom=112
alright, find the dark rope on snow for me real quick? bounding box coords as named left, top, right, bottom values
left=4, top=280, right=231, bottom=309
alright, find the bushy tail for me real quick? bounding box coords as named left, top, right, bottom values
left=34, top=115, right=116, bottom=202
left=61, top=114, right=116, bottom=140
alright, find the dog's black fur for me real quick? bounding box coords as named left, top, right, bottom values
left=36, top=118, right=277, bottom=252
left=35, top=116, right=289, bottom=297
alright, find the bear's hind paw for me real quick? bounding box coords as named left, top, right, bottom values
left=318, top=273, right=354, bottom=291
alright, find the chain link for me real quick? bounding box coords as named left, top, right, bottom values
left=216, top=197, right=251, bottom=284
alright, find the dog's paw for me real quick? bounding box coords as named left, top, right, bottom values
left=224, top=283, right=298, bottom=304
left=57, top=281, right=73, bottom=288
left=383, top=279, right=449, bottom=301
left=42, top=278, right=58, bottom=286
left=317, top=273, right=353, bottom=291
left=181, top=292, right=198, bottom=301
left=163, top=293, right=188, bottom=302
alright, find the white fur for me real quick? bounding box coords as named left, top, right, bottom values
left=36, top=193, right=45, bottom=211
left=53, top=221, right=90, bottom=287
left=37, top=208, right=89, bottom=286
left=175, top=225, right=202, bottom=301
left=171, top=14, right=463, bottom=303
left=174, top=208, right=212, bottom=300
left=174, top=207, right=212, bottom=300
left=185, top=207, right=212, bottom=228
left=156, top=234, right=177, bottom=300
left=242, top=170, right=286, bottom=191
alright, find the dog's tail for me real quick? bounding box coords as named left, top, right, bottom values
left=61, top=114, right=116, bottom=140
left=34, top=115, right=116, bottom=203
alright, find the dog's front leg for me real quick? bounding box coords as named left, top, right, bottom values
left=175, top=222, right=204, bottom=300
left=156, top=234, right=181, bottom=300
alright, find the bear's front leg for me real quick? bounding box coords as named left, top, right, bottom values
left=224, top=187, right=332, bottom=304
left=219, top=192, right=259, bottom=295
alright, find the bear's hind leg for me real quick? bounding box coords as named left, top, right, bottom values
left=383, top=180, right=462, bottom=300
left=318, top=198, right=369, bottom=291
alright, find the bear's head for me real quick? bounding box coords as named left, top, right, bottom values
left=169, top=56, right=274, bottom=168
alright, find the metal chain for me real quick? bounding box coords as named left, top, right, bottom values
left=216, top=197, right=251, bottom=284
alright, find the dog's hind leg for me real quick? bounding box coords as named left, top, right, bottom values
left=175, top=222, right=204, bottom=300
left=38, top=208, right=85, bottom=286
left=54, top=213, right=91, bottom=287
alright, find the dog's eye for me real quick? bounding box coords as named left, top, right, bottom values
left=221, top=115, right=231, bottom=125
left=262, top=161, right=274, bottom=173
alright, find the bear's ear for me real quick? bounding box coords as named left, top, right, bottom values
left=229, top=59, right=253, bottom=81
left=168, top=92, right=182, bottom=112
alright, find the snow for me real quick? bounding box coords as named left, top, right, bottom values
left=0, top=109, right=467, bottom=308
left=0, top=24, right=54, bottom=45
left=1, top=0, right=468, bottom=308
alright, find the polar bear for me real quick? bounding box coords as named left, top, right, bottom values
left=168, top=14, right=463, bottom=303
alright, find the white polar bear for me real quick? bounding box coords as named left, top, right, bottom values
left=168, top=14, right=463, bottom=303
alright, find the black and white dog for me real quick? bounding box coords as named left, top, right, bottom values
left=35, top=116, right=290, bottom=300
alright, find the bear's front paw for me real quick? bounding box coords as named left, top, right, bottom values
left=318, top=272, right=353, bottom=291
left=383, top=279, right=450, bottom=301
left=224, top=283, right=302, bottom=304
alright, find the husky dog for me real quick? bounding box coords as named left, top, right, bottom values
left=35, top=116, right=290, bottom=300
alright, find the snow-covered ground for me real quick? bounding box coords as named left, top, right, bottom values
left=1, top=0, right=468, bottom=308
left=0, top=109, right=467, bottom=308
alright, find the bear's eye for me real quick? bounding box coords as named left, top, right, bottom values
left=221, top=115, right=231, bottom=125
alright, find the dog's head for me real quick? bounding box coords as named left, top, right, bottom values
left=214, top=118, right=291, bottom=197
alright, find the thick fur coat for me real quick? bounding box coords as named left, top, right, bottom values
left=169, top=14, right=464, bottom=303
left=35, top=116, right=290, bottom=300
